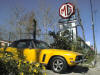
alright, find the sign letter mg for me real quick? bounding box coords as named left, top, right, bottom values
left=59, top=3, right=75, bottom=19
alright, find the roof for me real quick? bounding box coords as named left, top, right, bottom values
left=13, top=39, right=47, bottom=43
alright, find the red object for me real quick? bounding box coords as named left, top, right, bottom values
left=59, top=3, right=75, bottom=19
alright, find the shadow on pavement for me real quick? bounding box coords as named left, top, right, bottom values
left=46, top=65, right=89, bottom=74
left=65, top=65, right=89, bottom=74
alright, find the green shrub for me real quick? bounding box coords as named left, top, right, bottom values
left=49, top=31, right=95, bottom=63
left=0, top=48, right=47, bottom=75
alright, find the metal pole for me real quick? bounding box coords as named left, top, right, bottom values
left=9, top=32, right=11, bottom=42
left=77, top=8, right=85, bottom=41
left=19, top=29, right=21, bottom=39
left=90, top=0, right=97, bottom=66
left=33, top=19, right=37, bottom=40
left=73, top=0, right=85, bottom=41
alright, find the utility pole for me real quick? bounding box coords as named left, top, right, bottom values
left=33, top=19, right=37, bottom=40
left=90, top=0, right=97, bottom=66
left=9, top=32, right=11, bottom=42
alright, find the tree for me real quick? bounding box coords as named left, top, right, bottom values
left=36, top=0, right=59, bottom=43
left=9, top=7, right=26, bottom=40
left=9, top=7, right=40, bottom=40
left=49, top=30, right=72, bottom=50
left=0, top=28, right=6, bottom=40
left=19, top=11, right=41, bottom=39
left=0, top=30, right=3, bottom=40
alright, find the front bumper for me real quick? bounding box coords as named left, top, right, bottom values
left=70, top=59, right=87, bottom=64
left=75, top=59, right=87, bottom=63
left=75, top=55, right=87, bottom=63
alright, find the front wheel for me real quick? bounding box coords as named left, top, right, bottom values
left=50, top=56, right=68, bottom=73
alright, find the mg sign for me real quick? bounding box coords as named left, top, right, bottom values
left=59, top=3, right=75, bottom=19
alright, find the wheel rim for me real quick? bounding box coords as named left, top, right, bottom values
left=53, top=59, right=63, bottom=72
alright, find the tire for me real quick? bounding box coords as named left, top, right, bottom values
left=50, top=56, right=68, bottom=73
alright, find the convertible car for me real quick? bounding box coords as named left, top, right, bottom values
left=0, top=39, right=84, bottom=73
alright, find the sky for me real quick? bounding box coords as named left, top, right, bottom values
left=0, top=0, right=100, bottom=52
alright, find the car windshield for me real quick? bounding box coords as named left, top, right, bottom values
left=35, top=41, right=49, bottom=49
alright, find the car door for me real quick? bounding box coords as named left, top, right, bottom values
left=34, top=40, right=50, bottom=63
left=24, top=40, right=49, bottom=63
left=23, top=40, right=38, bottom=63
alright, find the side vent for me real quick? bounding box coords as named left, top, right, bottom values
left=42, top=54, right=46, bottom=62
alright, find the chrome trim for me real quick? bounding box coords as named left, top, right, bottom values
left=75, top=59, right=87, bottom=63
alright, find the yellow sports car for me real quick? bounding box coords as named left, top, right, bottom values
left=1, top=39, right=84, bottom=73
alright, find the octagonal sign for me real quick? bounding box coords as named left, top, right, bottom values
left=59, top=3, right=75, bottom=19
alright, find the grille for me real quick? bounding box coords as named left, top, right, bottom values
left=75, top=55, right=83, bottom=61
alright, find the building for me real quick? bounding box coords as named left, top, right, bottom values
left=0, top=40, right=11, bottom=48
left=86, top=41, right=91, bottom=46
left=59, top=18, right=77, bottom=41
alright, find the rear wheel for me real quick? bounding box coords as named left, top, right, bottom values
left=50, top=56, right=68, bottom=73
